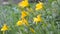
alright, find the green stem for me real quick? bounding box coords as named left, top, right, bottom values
left=3, top=31, right=5, bottom=34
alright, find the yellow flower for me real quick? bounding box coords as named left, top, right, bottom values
left=22, top=18, right=29, bottom=26
left=16, top=20, right=23, bottom=26
left=24, top=0, right=28, bottom=1
left=21, top=11, right=28, bottom=18
left=1, top=24, right=8, bottom=31
left=33, top=15, right=42, bottom=24
left=16, top=18, right=29, bottom=26
left=37, top=15, right=41, bottom=21
left=30, top=27, right=35, bottom=33
left=35, top=2, right=43, bottom=10
left=18, top=0, right=29, bottom=8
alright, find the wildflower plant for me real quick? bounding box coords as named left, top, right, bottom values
left=0, top=0, right=60, bottom=34
left=1, top=24, right=9, bottom=34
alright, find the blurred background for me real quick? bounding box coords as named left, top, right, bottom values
left=0, top=0, right=48, bottom=4
left=0, top=0, right=60, bottom=34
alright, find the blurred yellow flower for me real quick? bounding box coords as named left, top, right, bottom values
left=33, top=15, right=42, bottom=24
left=18, top=0, right=29, bottom=8
left=16, top=18, right=29, bottom=26
left=24, top=0, right=28, bottom=1
left=16, top=20, right=23, bottom=26
left=21, top=11, right=28, bottom=18
left=1, top=24, right=8, bottom=31
left=30, top=27, right=35, bottom=33
left=22, top=18, right=29, bottom=26
left=35, top=2, right=43, bottom=10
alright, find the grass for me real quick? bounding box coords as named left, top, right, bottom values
left=0, top=0, right=60, bottom=34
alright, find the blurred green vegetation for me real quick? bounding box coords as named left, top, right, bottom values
left=0, top=0, right=60, bottom=34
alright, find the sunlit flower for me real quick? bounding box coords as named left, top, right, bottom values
left=22, top=18, right=29, bottom=26
left=21, top=11, right=28, bottom=18
left=18, top=0, right=29, bottom=8
left=1, top=24, right=8, bottom=31
left=33, top=15, right=42, bottom=24
left=16, top=18, right=29, bottom=26
left=30, top=27, right=35, bottom=33
left=24, top=0, right=28, bottom=1
left=16, top=20, right=23, bottom=26
left=35, top=2, right=43, bottom=10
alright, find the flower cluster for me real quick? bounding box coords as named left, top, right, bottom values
left=0, top=0, right=43, bottom=34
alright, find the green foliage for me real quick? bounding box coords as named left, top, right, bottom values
left=0, top=0, right=60, bottom=34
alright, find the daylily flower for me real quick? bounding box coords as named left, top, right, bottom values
left=35, top=2, right=43, bottom=10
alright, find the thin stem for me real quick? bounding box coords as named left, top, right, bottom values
left=3, top=31, right=5, bottom=34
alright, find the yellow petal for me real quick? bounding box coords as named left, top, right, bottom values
left=22, top=18, right=29, bottom=26
left=1, top=24, right=8, bottom=31
left=16, top=20, right=23, bottom=26
left=18, top=0, right=29, bottom=8
left=21, top=11, right=28, bottom=18
left=35, top=2, right=43, bottom=10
